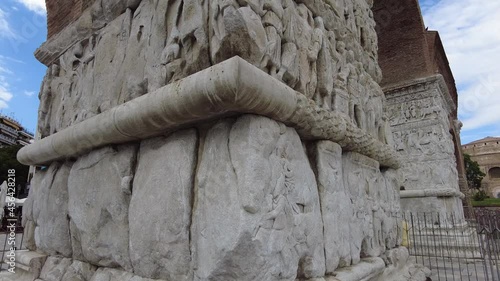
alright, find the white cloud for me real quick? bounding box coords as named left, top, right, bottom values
left=0, top=8, right=16, bottom=38
left=24, top=90, right=35, bottom=97
left=421, top=0, right=500, bottom=135
left=0, top=59, right=14, bottom=109
left=16, top=0, right=46, bottom=15
left=0, top=85, right=14, bottom=103
left=0, top=65, right=13, bottom=75
left=0, top=76, right=13, bottom=102
left=0, top=55, right=24, bottom=64
left=0, top=100, right=7, bottom=110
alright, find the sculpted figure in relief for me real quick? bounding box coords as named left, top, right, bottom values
left=239, top=0, right=265, bottom=16
left=261, top=0, right=284, bottom=78
left=211, top=0, right=239, bottom=51
left=178, top=0, right=209, bottom=74
left=294, top=4, right=315, bottom=98
left=365, top=81, right=384, bottom=137
left=335, top=42, right=349, bottom=90
left=344, top=0, right=356, bottom=33
left=420, top=102, right=442, bottom=119
left=161, top=26, right=183, bottom=84
left=394, top=131, right=406, bottom=152
left=312, top=17, right=334, bottom=109
left=255, top=157, right=300, bottom=279
left=379, top=115, right=394, bottom=146
left=38, top=67, right=55, bottom=138
left=277, top=0, right=299, bottom=88
left=354, top=2, right=364, bottom=41
left=404, top=101, right=419, bottom=121
left=407, top=129, right=423, bottom=154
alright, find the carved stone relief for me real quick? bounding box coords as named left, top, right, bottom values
left=21, top=0, right=430, bottom=280
left=36, top=0, right=387, bottom=142
left=193, top=115, right=325, bottom=280
left=386, top=78, right=463, bottom=220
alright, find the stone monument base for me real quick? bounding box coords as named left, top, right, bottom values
left=0, top=248, right=429, bottom=281
left=18, top=58, right=427, bottom=281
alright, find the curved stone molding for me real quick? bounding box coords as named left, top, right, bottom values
left=400, top=188, right=465, bottom=199
left=18, top=57, right=400, bottom=168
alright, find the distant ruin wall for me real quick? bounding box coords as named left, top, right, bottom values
left=374, top=0, right=469, bottom=216
left=384, top=75, right=465, bottom=222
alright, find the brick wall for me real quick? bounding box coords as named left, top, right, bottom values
left=374, top=0, right=458, bottom=113
left=373, top=0, right=432, bottom=87
left=426, top=32, right=458, bottom=112
left=45, top=0, right=97, bottom=38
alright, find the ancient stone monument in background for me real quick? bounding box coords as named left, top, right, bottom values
left=0, top=0, right=465, bottom=280
left=374, top=0, right=469, bottom=223
left=463, top=137, right=500, bottom=198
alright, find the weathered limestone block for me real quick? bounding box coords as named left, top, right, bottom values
left=68, top=145, right=137, bottom=270
left=380, top=169, right=402, bottom=250
left=193, top=115, right=325, bottom=281
left=211, top=5, right=267, bottom=66
left=32, top=163, right=72, bottom=257
left=89, top=268, right=134, bottom=281
left=39, top=256, right=72, bottom=281
left=2, top=251, right=48, bottom=281
left=129, top=129, right=198, bottom=280
left=22, top=220, right=37, bottom=252
left=61, top=260, right=97, bottom=281
left=313, top=141, right=352, bottom=272
left=312, top=146, right=400, bottom=273
left=374, top=247, right=430, bottom=281
left=342, top=152, right=398, bottom=264
left=332, top=257, right=386, bottom=281
left=22, top=171, right=40, bottom=251
left=342, top=153, right=374, bottom=265
left=90, top=11, right=133, bottom=113
left=89, top=268, right=162, bottom=281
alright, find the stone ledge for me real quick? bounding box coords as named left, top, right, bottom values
left=0, top=250, right=47, bottom=281
left=400, top=188, right=465, bottom=199
left=325, top=257, right=386, bottom=281
left=18, top=57, right=400, bottom=168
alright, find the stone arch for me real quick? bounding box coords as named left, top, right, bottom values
left=493, top=187, right=500, bottom=199
left=488, top=167, right=500, bottom=179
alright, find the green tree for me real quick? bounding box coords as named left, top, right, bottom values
left=464, top=153, right=485, bottom=190
left=0, top=145, right=30, bottom=196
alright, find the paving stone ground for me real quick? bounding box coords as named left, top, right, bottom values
left=410, top=256, right=499, bottom=281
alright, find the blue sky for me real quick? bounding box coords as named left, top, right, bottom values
left=0, top=0, right=46, bottom=134
left=0, top=0, right=498, bottom=144
left=418, top=0, right=500, bottom=144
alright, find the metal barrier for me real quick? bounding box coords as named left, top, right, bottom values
left=403, top=209, right=500, bottom=281
left=0, top=207, right=25, bottom=271
left=0, top=208, right=497, bottom=279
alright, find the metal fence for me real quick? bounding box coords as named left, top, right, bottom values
left=0, top=207, right=26, bottom=271
left=0, top=208, right=497, bottom=279
left=404, top=209, right=500, bottom=281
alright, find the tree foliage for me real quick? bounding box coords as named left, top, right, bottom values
left=0, top=145, right=29, bottom=187
left=464, top=153, right=485, bottom=190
